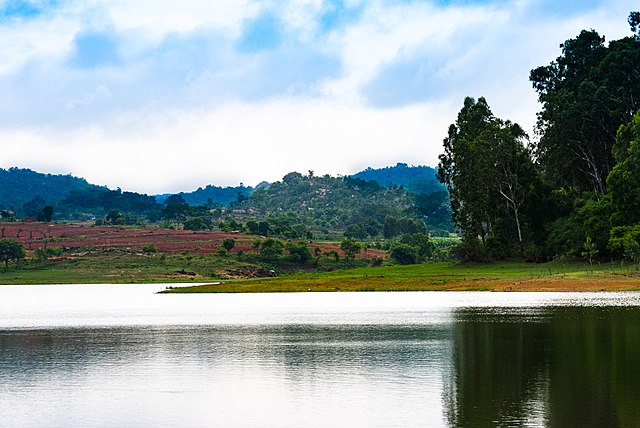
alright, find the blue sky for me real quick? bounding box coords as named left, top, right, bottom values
left=0, top=0, right=636, bottom=193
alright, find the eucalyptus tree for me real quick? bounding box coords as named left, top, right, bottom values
left=530, top=13, right=640, bottom=192
left=437, top=97, right=536, bottom=258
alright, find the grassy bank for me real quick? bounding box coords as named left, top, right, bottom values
left=162, top=261, right=640, bottom=293
left=0, top=252, right=248, bottom=285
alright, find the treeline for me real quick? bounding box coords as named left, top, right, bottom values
left=352, top=163, right=443, bottom=195
left=0, top=168, right=97, bottom=216
left=156, top=183, right=253, bottom=207
left=438, top=12, right=640, bottom=262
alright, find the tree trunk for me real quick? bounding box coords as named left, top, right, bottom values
left=513, top=207, right=524, bottom=256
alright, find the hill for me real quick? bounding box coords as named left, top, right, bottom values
left=156, top=184, right=253, bottom=207
left=237, top=171, right=419, bottom=238
left=0, top=168, right=160, bottom=220
left=0, top=168, right=99, bottom=215
left=352, top=163, right=444, bottom=195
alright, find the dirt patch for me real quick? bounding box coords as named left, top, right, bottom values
left=0, top=222, right=386, bottom=259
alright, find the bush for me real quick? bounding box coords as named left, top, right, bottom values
left=142, top=244, right=157, bottom=254
left=260, top=238, right=285, bottom=261
left=222, top=238, right=236, bottom=251
left=286, top=241, right=312, bottom=264
left=340, top=238, right=362, bottom=260
left=390, top=243, right=419, bottom=265
left=184, top=217, right=207, bottom=231
left=34, top=247, right=63, bottom=261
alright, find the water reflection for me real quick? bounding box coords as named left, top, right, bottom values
left=3, top=289, right=640, bottom=427
left=0, top=325, right=452, bottom=428
left=445, top=306, right=640, bottom=427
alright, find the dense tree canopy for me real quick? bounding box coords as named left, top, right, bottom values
left=439, top=12, right=640, bottom=262
left=437, top=97, right=539, bottom=258
left=530, top=25, right=640, bottom=192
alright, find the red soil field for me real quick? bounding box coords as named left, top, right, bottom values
left=0, top=222, right=387, bottom=259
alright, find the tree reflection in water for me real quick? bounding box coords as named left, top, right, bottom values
left=444, top=306, right=640, bottom=427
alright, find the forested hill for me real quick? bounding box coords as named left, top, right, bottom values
left=0, top=168, right=98, bottom=213
left=352, top=163, right=444, bottom=195
left=237, top=172, right=418, bottom=234
left=0, top=167, right=160, bottom=220
left=156, top=184, right=253, bottom=207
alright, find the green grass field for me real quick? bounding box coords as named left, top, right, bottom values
left=0, top=252, right=246, bottom=285
left=161, top=260, right=640, bottom=293
left=3, top=251, right=640, bottom=293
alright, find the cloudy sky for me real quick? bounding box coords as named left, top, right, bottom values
left=0, top=0, right=636, bottom=194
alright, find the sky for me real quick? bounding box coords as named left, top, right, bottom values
left=0, top=0, right=637, bottom=194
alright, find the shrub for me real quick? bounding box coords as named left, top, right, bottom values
left=142, top=244, right=157, bottom=254
left=390, top=243, right=419, bottom=265
left=222, top=238, right=236, bottom=251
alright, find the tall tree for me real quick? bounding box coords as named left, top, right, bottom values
left=437, top=97, right=496, bottom=245
left=530, top=17, right=640, bottom=192
left=437, top=97, right=535, bottom=258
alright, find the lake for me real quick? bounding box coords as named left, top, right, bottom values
left=1, top=285, right=640, bottom=427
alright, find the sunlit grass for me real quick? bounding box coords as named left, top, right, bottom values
left=163, top=261, right=640, bottom=293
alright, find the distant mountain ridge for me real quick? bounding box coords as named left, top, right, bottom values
left=0, top=165, right=448, bottom=228
left=0, top=167, right=100, bottom=214
left=156, top=184, right=253, bottom=207
left=352, top=163, right=443, bottom=194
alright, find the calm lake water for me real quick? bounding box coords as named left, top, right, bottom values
left=2, top=285, right=640, bottom=427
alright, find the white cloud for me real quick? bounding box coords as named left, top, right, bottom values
left=0, top=98, right=454, bottom=193
left=1, top=0, right=638, bottom=193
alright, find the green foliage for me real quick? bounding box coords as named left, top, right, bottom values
left=106, top=209, right=125, bottom=225
left=164, top=194, right=187, bottom=206
left=40, top=205, right=54, bottom=222
left=238, top=171, right=416, bottom=236
left=437, top=97, right=538, bottom=260
left=608, top=110, right=640, bottom=226
left=344, top=223, right=368, bottom=239
left=0, top=168, right=96, bottom=216
left=222, top=238, right=236, bottom=251
left=530, top=27, right=640, bottom=192
left=390, top=243, right=418, bottom=265
left=609, top=225, right=640, bottom=263
left=383, top=216, right=427, bottom=238
left=352, top=163, right=444, bottom=195
left=22, top=196, right=46, bottom=218
left=544, top=194, right=612, bottom=259
left=61, top=187, right=161, bottom=220
left=142, top=244, right=157, bottom=254
left=34, top=247, right=63, bottom=261
left=286, top=241, right=312, bottom=264
left=414, top=190, right=453, bottom=231
left=455, top=235, right=490, bottom=262
left=630, top=11, right=640, bottom=37
left=183, top=217, right=208, bottom=231
left=324, top=249, right=340, bottom=262
left=260, top=238, right=285, bottom=261
left=399, top=233, right=434, bottom=261
left=0, top=239, right=26, bottom=269
left=340, top=238, right=362, bottom=260
left=157, top=185, right=252, bottom=207
left=581, top=236, right=599, bottom=266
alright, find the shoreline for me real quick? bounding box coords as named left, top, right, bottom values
left=161, top=264, right=640, bottom=293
